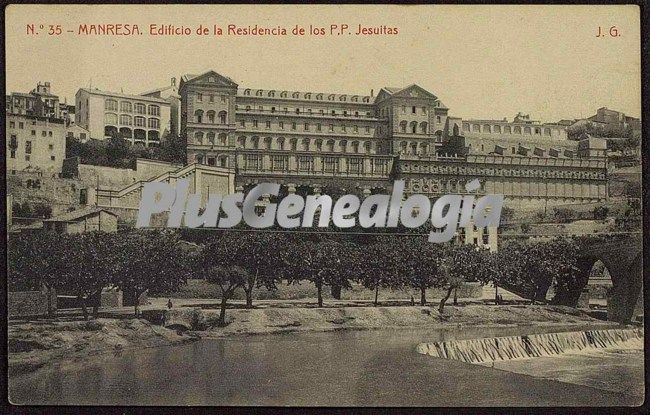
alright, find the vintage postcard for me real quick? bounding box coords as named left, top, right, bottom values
left=4, top=4, right=643, bottom=408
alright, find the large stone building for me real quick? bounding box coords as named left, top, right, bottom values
left=75, top=88, right=171, bottom=146
left=6, top=81, right=61, bottom=119
left=140, top=77, right=181, bottom=138
left=179, top=70, right=608, bottom=211
left=6, top=114, right=67, bottom=173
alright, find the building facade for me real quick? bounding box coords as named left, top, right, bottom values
left=75, top=88, right=171, bottom=145
left=6, top=82, right=61, bottom=119
left=179, top=70, right=608, bottom=211
left=140, top=77, right=181, bottom=138
left=6, top=114, right=67, bottom=173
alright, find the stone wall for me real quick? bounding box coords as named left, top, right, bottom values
left=8, top=290, right=57, bottom=318
left=7, top=171, right=84, bottom=216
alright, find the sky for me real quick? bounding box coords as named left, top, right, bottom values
left=5, top=4, right=641, bottom=123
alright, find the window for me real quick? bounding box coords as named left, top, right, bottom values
left=348, top=157, right=363, bottom=174
left=10, top=135, right=17, bottom=148
left=353, top=126, right=358, bottom=133
left=279, top=121, right=284, bottom=129
left=244, top=154, right=262, bottom=170
left=291, top=122, right=296, bottom=130
left=48, top=131, right=52, bottom=137
left=271, top=155, right=288, bottom=171
left=253, top=120, right=258, bottom=128
left=42, top=131, right=47, bottom=137
left=9, top=121, right=14, bottom=128
left=218, top=111, right=227, bottom=124
left=10, top=150, right=15, bottom=159
left=316, top=123, right=321, bottom=132
left=50, top=155, right=55, bottom=161
left=271, top=107, right=276, bottom=113
left=105, top=113, right=118, bottom=124
left=266, top=121, right=271, bottom=129
left=298, top=156, right=314, bottom=172
left=197, top=93, right=203, bottom=102
left=148, top=105, right=160, bottom=116
left=19, top=122, right=24, bottom=129
left=135, top=103, right=146, bottom=114
left=372, top=159, right=387, bottom=174
left=134, top=116, right=146, bottom=127
left=48, top=144, right=54, bottom=150
left=304, top=123, right=309, bottom=131
left=240, top=120, right=246, bottom=127
left=422, top=107, right=427, bottom=114
left=412, top=106, right=416, bottom=114
left=221, top=95, right=227, bottom=103
left=341, top=125, right=346, bottom=132
left=31, top=130, right=36, bottom=136
left=482, top=229, right=490, bottom=245
left=25, top=141, right=32, bottom=154
left=120, top=101, right=132, bottom=112
left=323, top=157, right=339, bottom=173
left=207, top=111, right=215, bottom=123
left=329, top=124, right=334, bottom=131
left=148, top=118, right=160, bottom=129
left=105, top=99, right=118, bottom=111
left=365, top=126, right=370, bottom=134
left=120, top=114, right=132, bottom=125
left=25, top=155, right=30, bottom=161
left=402, top=106, right=406, bottom=113
left=209, top=94, right=214, bottom=102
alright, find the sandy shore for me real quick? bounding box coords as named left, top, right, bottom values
left=8, top=318, right=195, bottom=376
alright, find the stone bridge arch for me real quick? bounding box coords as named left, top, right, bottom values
left=554, top=236, right=642, bottom=324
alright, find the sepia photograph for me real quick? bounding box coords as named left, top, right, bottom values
left=4, top=4, right=644, bottom=408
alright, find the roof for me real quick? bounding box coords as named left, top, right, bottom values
left=77, top=88, right=169, bottom=104
left=181, top=71, right=237, bottom=85
left=44, top=207, right=118, bottom=223
left=9, top=92, right=36, bottom=98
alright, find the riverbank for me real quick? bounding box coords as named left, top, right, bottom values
left=7, top=318, right=194, bottom=376
left=178, top=304, right=619, bottom=337
left=8, top=304, right=623, bottom=376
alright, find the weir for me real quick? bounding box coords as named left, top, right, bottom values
left=416, top=328, right=643, bottom=364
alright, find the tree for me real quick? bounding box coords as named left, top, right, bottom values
left=112, top=230, right=192, bottom=317
left=387, top=236, right=446, bottom=306
left=282, top=235, right=356, bottom=307
left=210, top=232, right=286, bottom=308
left=205, top=265, right=249, bottom=326
left=592, top=205, right=609, bottom=220
left=33, top=203, right=52, bottom=219
left=438, top=244, right=488, bottom=313
left=8, top=232, right=65, bottom=317
left=498, top=238, right=581, bottom=305
left=57, top=232, right=119, bottom=320
left=356, top=239, right=397, bottom=306
left=553, top=207, right=576, bottom=224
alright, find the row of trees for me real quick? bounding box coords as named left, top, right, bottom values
left=198, top=232, right=587, bottom=325
left=8, top=228, right=590, bottom=325
left=8, top=230, right=193, bottom=319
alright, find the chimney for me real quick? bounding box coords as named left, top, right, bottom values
left=370, top=89, right=374, bottom=97
left=171, top=77, right=176, bottom=87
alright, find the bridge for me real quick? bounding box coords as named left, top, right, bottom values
left=554, top=235, right=643, bottom=324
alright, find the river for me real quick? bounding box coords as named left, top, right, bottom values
left=9, top=327, right=642, bottom=406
